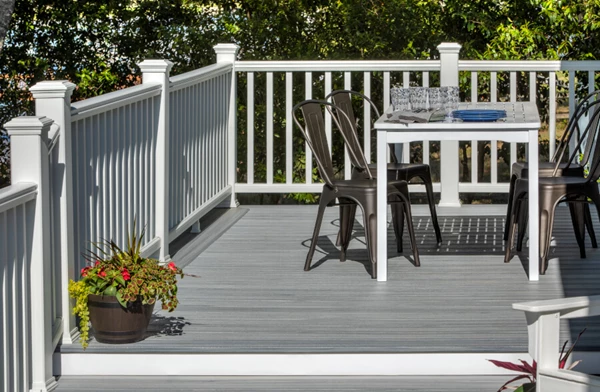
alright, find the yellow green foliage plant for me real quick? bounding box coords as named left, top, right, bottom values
left=68, top=224, right=184, bottom=349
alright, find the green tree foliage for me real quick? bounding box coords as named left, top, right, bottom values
left=2, top=0, right=600, bottom=194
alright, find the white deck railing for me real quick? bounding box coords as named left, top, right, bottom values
left=233, top=45, right=600, bottom=205
left=0, top=183, right=37, bottom=392
left=2, top=42, right=600, bottom=389
left=1, top=117, right=58, bottom=392
left=514, top=295, right=600, bottom=391
left=0, top=46, right=238, bottom=391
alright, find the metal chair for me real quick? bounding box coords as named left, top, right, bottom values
left=292, top=99, right=420, bottom=278
left=504, top=93, right=600, bottom=255
left=325, top=90, right=442, bottom=251
left=505, top=105, right=600, bottom=274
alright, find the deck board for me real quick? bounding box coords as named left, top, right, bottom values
left=59, top=205, right=600, bottom=354
left=53, top=375, right=511, bottom=391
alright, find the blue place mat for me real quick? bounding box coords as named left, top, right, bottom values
left=452, top=109, right=507, bottom=122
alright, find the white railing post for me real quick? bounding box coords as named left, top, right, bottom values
left=438, top=42, right=462, bottom=207
left=29, top=81, right=78, bottom=345
left=5, top=116, right=58, bottom=392
left=138, top=60, right=174, bottom=263
left=214, top=43, right=240, bottom=208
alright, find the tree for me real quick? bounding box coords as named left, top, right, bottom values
left=0, top=0, right=15, bottom=52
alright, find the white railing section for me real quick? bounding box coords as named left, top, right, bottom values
left=233, top=48, right=600, bottom=201
left=70, top=84, right=161, bottom=272
left=514, top=295, right=600, bottom=392
left=235, top=60, right=440, bottom=194
left=0, top=45, right=238, bottom=389
left=0, top=184, right=36, bottom=392
left=2, top=117, right=58, bottom=391
left=168, top=63, right=232, bottom=238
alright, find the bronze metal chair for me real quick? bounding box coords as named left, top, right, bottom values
left=504, top=93, right=600, bottom=255
left=505, top=105, right=600, bottom=274
left=325, top=90, right=442, bottom=251
left=292, top=99, right=420, bottom=278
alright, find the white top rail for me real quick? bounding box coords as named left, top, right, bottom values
left=0, top=182, right=38, bottom=213
left=235, top=60, right=441, bottom=72
left=513, top=295, right=600, bottom=319
left=70, top=83, right=162, bottom=120
left=459, top=60, right=563, bottom=72
left=170, top=62, right=232, bottom=91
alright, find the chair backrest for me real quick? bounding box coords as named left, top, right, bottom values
left=581, top=106, right=600, bottom=183
left=557, top=101, right=600, bottom=183
left=553, top=90, right=600, bottom=165
left=554, top=98, right=600, bottom=171
left=292, top=99, right=373, bottom=188
left=325, top=90, right=400, bottom=165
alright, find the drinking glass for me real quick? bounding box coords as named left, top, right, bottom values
left=427, top=87, right=443, bottom=111
left=440, top=86, right=459, bottom=113
left=391, top=87, right=410, bottom=111
left=409, top=87, right=427, bottom=111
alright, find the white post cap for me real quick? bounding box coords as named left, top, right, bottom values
left=4, top=116, right=53, bottom=136
left=29, top=81, right=76, bottom=99
left=138, top=59, right=174, bottom=74
left=213, top=43, right=240, bottom=63
left=437, top=42, right=462, bottom=54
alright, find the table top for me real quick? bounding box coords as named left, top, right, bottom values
left=374, top=101, right=541, bottom=131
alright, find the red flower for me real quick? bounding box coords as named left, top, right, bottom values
left=168, top=262, right=177, bottom=272
left=121, top=268, right=131, bottom=281
left=80, top=267, right=90, bottom=277
left=98, top=270, right=107, bottom=278
left=95, top=260, right=101, bottom=266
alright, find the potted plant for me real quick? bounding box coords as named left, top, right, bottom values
left=68, top=225, right=183, bottom=349
left=488, top=328, right=586, bottom=391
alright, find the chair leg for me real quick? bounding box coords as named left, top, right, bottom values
left=504, top=175, right=517, bottom=241
left=568, top=201, right=587, bottom=259
left=338, top=204, right=357, bottom=261
left=391, top=200, right=404, bottom=253
left=516, top=200, right=529, bottom=252
left=400, top=194, right=420, bottom=266
left=304, top=192, right=331, bottom=271
left=584, top=203, right=598, bottom=248
left=505, top=190, right=524, bottom=263
left=422, top=174, right=442, bottom=246
left=359, top=201, right=378, bottom=279
left=539, top=203, right=558, bottom=275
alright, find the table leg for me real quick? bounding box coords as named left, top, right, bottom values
left=377, top=130, right=388, bottom=281
left=528, top=129, right=539, bottom=281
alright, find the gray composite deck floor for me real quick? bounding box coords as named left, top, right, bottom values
left=59, top=204, right=600, bottom=355
left=53, top=375, right=510, bottom=391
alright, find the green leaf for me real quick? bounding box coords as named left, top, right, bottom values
left=115, top=275, right=126, bottom=286
left=103, top=286, right=117, bottom=296
left=116, top=291, right=127, bottom=308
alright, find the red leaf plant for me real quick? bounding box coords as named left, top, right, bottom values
left=488, top=328, right=586, bottom=391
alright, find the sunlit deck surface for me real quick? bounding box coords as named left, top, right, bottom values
left=58, top=204, right=600, bottom=356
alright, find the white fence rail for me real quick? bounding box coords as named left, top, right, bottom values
left=0, top=184, right=36, bottom=392
left=1, top=117, right=58, bottom=392
left=0, top=45, right=238, bottom=390
left=514, top=295, right=600, bottom=391
left=233, top=46, right=600, bottom=204
left=168, top=63, right=232, bottom=239
left=70, top=83, right=161, bottom=275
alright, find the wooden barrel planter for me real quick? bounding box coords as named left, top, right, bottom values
left=88, top=294, right=154, bottom=344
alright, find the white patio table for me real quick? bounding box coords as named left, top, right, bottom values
left=374, top=102, right=541, bottom=282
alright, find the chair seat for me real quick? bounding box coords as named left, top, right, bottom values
left=367, top=163, right=431, bottom=182
left=331, top=179, right=408, bottom=193
left=512, top=161, right=584, bottom=178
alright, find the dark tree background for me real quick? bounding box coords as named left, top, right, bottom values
left=2, top=0, right=600, bottom=191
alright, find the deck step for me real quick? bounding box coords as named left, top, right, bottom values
left=54, top=375, right=511, bottom=391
